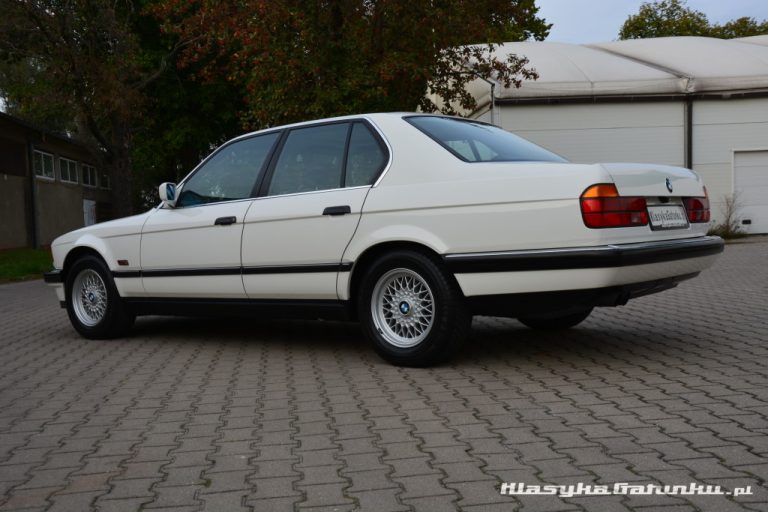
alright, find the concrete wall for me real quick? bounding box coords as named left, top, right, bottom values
left=0, top=115, right=114, bottom=248
left=692, top=98, right=768, bottom=225
left=0, top=174, right=29, bottom=249
left=34, top=180, right=88, bottom=246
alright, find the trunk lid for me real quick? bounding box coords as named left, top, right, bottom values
left=599, top=163, right=706, bottom=198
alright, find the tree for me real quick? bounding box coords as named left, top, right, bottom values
left=709, top=17, right=768, bottom=39
left=128, top=5, right=244, bottom=209
left=153, top=0, right=550, bottom=129
left=619, top=0, right=709, bottom=39
left=0, top=0, right=152, bottom=217
left=0, top=0, right=243, bottom=215
left=619, top=0, right=768, bottom=40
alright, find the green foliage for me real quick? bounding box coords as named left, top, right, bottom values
left=129, top=2, right=243, bottom=209
left=620, top=0, right=768, bottom=40
left=709, top=17, right=768, bottom=39
left=0, top=0, right=243, bottom=213
left=1, top=1, right=550, bottom=213
left=0, top=248, right=52, bottom=282
left=154, top=0, right=550, bottom=129
left=0, top=0, right=147, bottom=216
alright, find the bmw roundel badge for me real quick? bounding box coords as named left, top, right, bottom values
left=665, top=178, right=673, bottom=193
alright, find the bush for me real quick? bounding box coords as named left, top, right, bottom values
left=707, top=194, right=748, bottom=239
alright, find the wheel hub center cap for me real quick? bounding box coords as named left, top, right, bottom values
left=88, top=292, right=96, bottom=303
left=399, top=301, right=411, bottom=315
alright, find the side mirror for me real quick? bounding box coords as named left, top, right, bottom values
left=158, top=182, right=177, bottom=208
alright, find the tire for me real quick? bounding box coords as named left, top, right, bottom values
left=517, top=307, right=593, bottom=331
left=357, top=250, right=470, bottom=367
left=65, top=255, right=134, bottom=339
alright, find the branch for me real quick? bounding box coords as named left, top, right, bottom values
left=132, top=35, right=205, bottom=91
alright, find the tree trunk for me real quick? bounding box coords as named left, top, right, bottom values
left=109, top=154, right=134, bottom=219
left=104, top=118, right=134, bottom=219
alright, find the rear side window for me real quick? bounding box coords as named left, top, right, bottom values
left=406, top=116, right=566, bottom=163
left=346, top=123, right=386, bottom=187
left=268, top=123, right=348, bottom=196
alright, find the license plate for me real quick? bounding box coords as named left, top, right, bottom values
left=647, top=205, right=689, bottom=230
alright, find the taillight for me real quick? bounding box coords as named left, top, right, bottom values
left=683, top=187, right=710, bottom=223
left=580, top=183, right=649, bottom=229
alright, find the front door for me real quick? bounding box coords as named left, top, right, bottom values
left=141, top=132, right=280, bottom=298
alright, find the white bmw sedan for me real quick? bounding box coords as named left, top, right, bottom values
left=45, top=113, right=723, bottom=366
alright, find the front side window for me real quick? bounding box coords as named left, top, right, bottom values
left=60, top=158, right=78, bottom=183
left=268, top=123, right=348, bottom=196
left=82, top=164, right=97, bottom=187
left=406, top=116, right=566, bottom=163
left=177, top=132, right=279, bottom=208
left=33, top=150, right=54, bottom=179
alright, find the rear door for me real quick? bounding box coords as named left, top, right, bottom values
left=140, top=132, right=280, bottom=298
left=241, top=120, right=388, bottom=299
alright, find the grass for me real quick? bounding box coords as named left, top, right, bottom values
left=0, top=248, right=53, bottom=282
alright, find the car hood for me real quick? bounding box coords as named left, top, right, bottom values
left=51, top=210, right=154, bottom=247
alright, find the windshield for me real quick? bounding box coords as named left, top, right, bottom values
left=406, top=116, right=566, bottom=163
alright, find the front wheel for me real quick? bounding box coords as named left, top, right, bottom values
left=517, top=307, right=593, bottom=331
left=65, top=255, right=134, bottom=339
left=358, top=250, right=470, bottom=367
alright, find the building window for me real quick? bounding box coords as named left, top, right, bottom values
left=99, top=171, right=111, bottom=190
left=83, top=164, right=97, bottom=187
left=60, top=158, right=79, bottom=183
left=33, top=150, right=54, bottom=180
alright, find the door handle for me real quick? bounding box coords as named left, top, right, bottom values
left=214, top=216, right=237, bottom=226
left=323, top=205, right=352, bottom=216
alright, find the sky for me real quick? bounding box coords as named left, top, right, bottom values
left=537, top=0, right=768, bottom=43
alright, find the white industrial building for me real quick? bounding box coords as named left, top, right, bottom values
left=467, top=36, right=768, bottom=234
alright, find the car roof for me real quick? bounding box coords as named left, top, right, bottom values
left=228, top=112, right=490, bottom=145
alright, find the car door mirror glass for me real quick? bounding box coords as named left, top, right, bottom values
left=159, top=182, right=177, bottom=208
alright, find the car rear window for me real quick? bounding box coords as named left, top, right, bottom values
left=405, top=116, right=566, bottom=163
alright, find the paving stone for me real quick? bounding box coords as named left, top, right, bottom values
left=1, top=243, right=767, bottom=511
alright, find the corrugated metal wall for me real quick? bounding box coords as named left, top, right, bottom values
left=693, top=99, right=768, bottom=229
left=492, top=97, right=768, bottom=227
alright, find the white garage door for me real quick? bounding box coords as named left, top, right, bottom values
left=734, top=150, right=768, bottom=234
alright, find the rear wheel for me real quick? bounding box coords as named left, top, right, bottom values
left=518, top=308, right=593, bottom=331
left=358, top=250, right=470, bottom=367
left=65, top=255, right=134, bottom=339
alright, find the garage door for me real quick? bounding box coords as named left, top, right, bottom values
left=734, top=150, right=768, bottom=234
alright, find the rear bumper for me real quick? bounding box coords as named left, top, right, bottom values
left=444, top=236, right=724, bottom=273
left=445, top=235, right=723, bottom=297
left=468, top=273, right=698, bottom=317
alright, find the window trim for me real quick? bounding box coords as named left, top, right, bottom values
left=60, top=157, right=79, bottom=184
left=33, top=150, right=55, bottom=180
left=403, top=114, right=566, bottom=164
left=82, top=164, right=98, bottom=188
left=169, top=117, right=392, bottom=209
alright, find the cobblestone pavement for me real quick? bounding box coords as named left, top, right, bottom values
left=1, top=240, right=767, bottom=512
